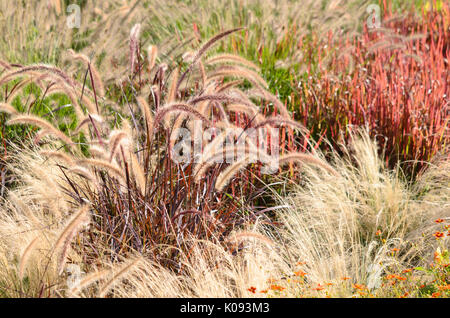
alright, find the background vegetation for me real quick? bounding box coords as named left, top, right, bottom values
left=0, top=0, right=448, bottom=298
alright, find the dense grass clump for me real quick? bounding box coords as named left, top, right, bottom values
left=290, top=3, right=449, bottom=174
left=0, top=0, right=448, bottom=298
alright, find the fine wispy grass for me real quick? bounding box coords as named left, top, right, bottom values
left=0, top=130, right=448, bottom=297
left=0, top=0, right=448, bottom=299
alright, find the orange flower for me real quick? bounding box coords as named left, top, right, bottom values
left=438, top=285, right=450, bottom=291
left=296, top=261, right=307, bottom=266
left=401, top=268, right=413, bottom=274
left=313, top=284, right=324, bottom=291
left=434, top=251, right=441, bottom=262
left=294, top=270, right=307, bottom=277
left=385, top=274, right=396, bottom=280
left=399, top=292, right=409, bottom=298
left=391, top=248, right=400, bottom=252
left=270, top=285, right=285, bottom=292
left=247, top=287, right=256, bottom=294
left=431, top=292, right=441, bottom=298
left=326, top=283, right=334, bottom=286
left=260, top=289, right=268, bottom=294
left=433, top=231, right=444, bottom=239
left=352, top=284, right=366, bottom=290
left=434, top=218, right=444, bottom=223
left=386, top=274, right=406, bottom=281
left=375, top=229, right=382, bottom=236
left=341, top=277, right=351, bottom=281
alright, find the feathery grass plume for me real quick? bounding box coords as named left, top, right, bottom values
left=129, top=150, right=146, bottom=195
left=33, top=129, right=51, bottom=145
left=215, top=154, right=257, bottom=191
left=206, top=53, right=260, bottom=71
left=0, top=64, right=80, bottom=94
left=226, top=103, right=264, bottom=122
left=57, top=224, right=87, bottom=275
left=403, top=53, right=423, bottom=64
left=182, top=51, right=194, bottom=63
left=0, top=102, right=17, bottom=115
left=18, top=235, right=40, bottom=280
left=252, top=116, right=307, bottom=134
left=67, top=49, right=105, bottom=97
left=98, top=257, right=141, bottom=298
left=226, top=90, right=260, bottom=117
left=200, top=100, right=229, bottom=124
left=129, top=23, right=141, bottom=73
left=192, top=27, right=243, bottom=65
left=367, top=42, right=407, bottom=53
left=135, top=96, right=154, bottom=138
left=30, top=72, right=53, bottom=91
left=147, top=45, right=158, bottom=71
left=79, top=158, right=126, bottom=180
left=7, top=114, right=73, bottom=146
left=177, top=28, right=243, bottom=90
left=189, top=93, right=255, bottom=108
left=153, top=103, right=213, bottom=132
left=80, top=92, right=100, bottom=115
left=108, top=130, right=129, bottom=162
left=366, top=39, right=395, bottom=53
left=40, top=150, right=76, bottom=166
left=194, top=145, right=268, bottom=183
left=249, top=88, right=291, bottom=119
left=279, top=152, right=339, bottom=177
left=403, top=34, right=428, bottom=43
left=202, top=121, right=257, bottom=153
left=171, top=83, right=221, bottom=147
left=73, top=114, right=103, bottom=135
left=4, top=74, right=45, bottom=103
left=200, top=129, right=234, bottom=166
left=4, top=80, right=30, bottom=102
left=0, top=59, right=11, bottom=70
left=170, top=83, right=217, bottom=148
left=69, top=269, right=110, bottom=296
left=216, top=80, right=244, bottom=93
left=89, top=145, right=108, bottom=159
left=52, top=205, right=90, bottom=274
left=208, top=65, right=268, bottom=89
left=167, top=66, right=179, bottom=104
left=68, top=166, right=96, bottom=182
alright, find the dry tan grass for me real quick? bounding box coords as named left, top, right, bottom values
left=1, top=129, right=446, bottom=298
left=267, top=130, right=450, bottom=293
left=0, top=148, right=89, bottom=297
